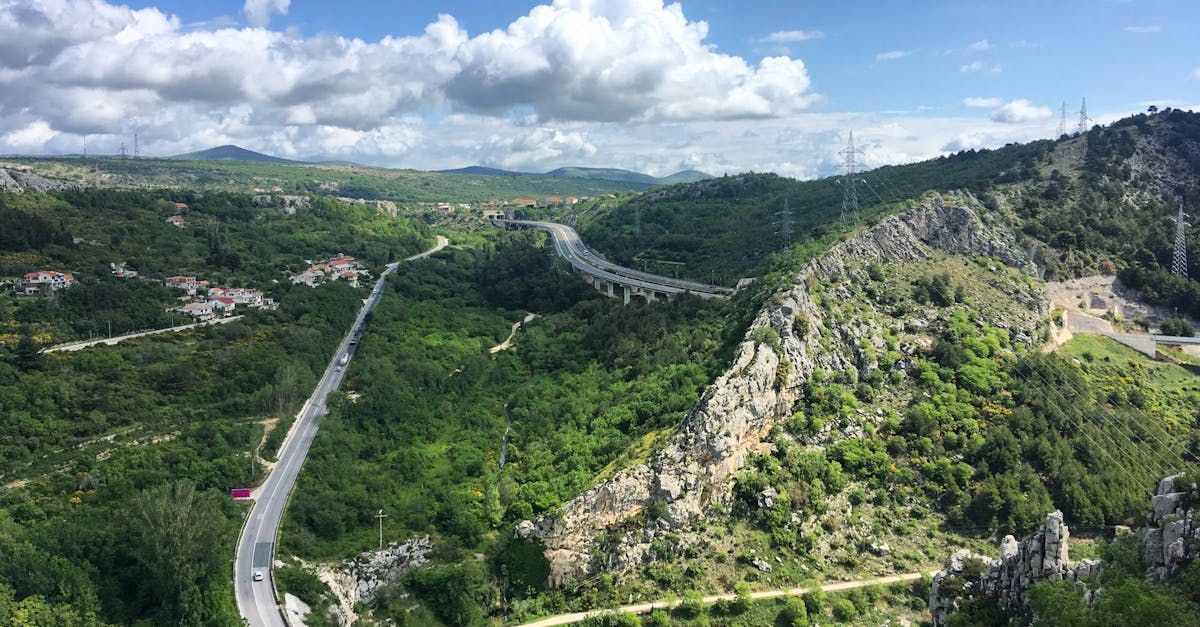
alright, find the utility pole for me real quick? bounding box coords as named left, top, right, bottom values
left=375, top=508, right=387, bottom=551
left=1076, top=98, right=1092, bottom=136
left=839, top=131, right=864, bottom=224
left=1173, top=201, right=1190, bottom=278
left=1057, top=101, right=1068, bottom=138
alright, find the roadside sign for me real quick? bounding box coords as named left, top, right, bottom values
left=231, top=488, right=252, bottom=499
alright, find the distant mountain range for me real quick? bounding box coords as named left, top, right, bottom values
left=440, top=165, right=712, bottom=186
left=171, top=145, right=713, bottom=186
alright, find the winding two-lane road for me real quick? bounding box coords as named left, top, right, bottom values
left=234, top=236, right=447, bottom=627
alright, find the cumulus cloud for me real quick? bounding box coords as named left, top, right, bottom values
left=1124, top=25, right=1161, bottom=34
left=875, top=50, right=910, bottom=61
left=965, top=39, right=991, bottom=52
left=961, top=61, right=1002, bottom=74
left=243, top=0, right=290, bottom=27
left=763, top=30, right=824, bottom=43
left=963, top=96, right=1003, bottom=109
left=0, top=0, right=823, bottom=159
left=4, top=120, right=57, bottom=148
left=989, top=99, right=1052, bottom=124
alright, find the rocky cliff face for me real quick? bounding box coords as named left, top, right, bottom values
left=1145, top=474, right=1200, bottom=581
left=929, top=475, right=1200, bottom=625
left=928, top=512, right=1100, bottom=626
left=0, top=167, right=81, bottom=193
left=518, top=193, right=1037, bottom=587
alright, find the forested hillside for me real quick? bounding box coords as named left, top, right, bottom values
left=0, top=186, right=434, bottom=624
left=578, top=110, right=1200, bottom=289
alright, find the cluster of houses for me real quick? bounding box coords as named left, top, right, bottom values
left=290, top=254, right=369, bottom=288
left=17, top=270, right=75, bottom=295
left=165, top=202, right=189, bottom=227
left=165, top=276, right=275, bottom=321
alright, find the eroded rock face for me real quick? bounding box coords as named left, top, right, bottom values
left=340, top=535, right=432, bottom=605
left=1144, top=474, right=1200, bottom=582
left=0, top=167, right=81, bottom=193
left=928, top=511, right=1100, bottom=626
left=519, top=193, right=1037, bottom=587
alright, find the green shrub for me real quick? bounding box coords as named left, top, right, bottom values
left=830, top=597, right=858, bottom=621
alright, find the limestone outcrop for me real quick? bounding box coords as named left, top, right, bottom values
left=0, top=167, right=81, bottom=193
left=519, top=193, right=1037, bottom=587
left=928, top=511, right=1100, bottom=626
left=1145, top=474, right=1200, bottom=581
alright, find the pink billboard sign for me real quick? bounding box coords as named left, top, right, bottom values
left=230, top=488, right=252, bottom=499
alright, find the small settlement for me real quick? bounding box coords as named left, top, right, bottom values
left=290, top=253, right=370, bottom=288
left=165, top=276, right=275, bottom=321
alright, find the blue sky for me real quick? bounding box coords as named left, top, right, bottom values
left=2, top=0, right=1197, bottom=176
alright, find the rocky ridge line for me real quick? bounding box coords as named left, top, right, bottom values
left=518, top=193, right=1035, bottom=587
left=0, top=167, right=81, bottom=193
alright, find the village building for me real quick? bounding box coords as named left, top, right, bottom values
left=166, top=214, right=185, bottom=227
left=110, top=263, right=138, bottom=279
left=19, top=270, right=74, bottom=295
left=180, top=302, right=213, bottom=320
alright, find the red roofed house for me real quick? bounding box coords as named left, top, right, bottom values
left=328, top=255, right=355, bottom=271
left=338, top=270, right=360, bottom=288
left=210, top=297, right=236, bottom=316
left=174, top=202, right=189, bottom=211
left=513, top=198, right=537, bottom=208
left=544, top=196, right=562, bottom=205
left=166, top=215, right=185, bottom=227
left=565, top=196, right=580, bottom=205
left=20, top=270, right=74, bottom=295
left=165, top=276, right=201, bottom=295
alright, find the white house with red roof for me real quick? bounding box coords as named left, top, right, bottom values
left=20, top=270, right=74, bottom=295
left=210, top=297, right=237, bottom=315
left=166, top=214, right=185, bottom=227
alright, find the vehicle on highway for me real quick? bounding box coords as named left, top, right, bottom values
left=252, top=571, right=264, bottom=582
left=339, top=353, right=349, bottom=366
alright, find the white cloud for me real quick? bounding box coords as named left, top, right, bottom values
left=763, top=30, right=824, bottom=43
left=875, top=50, right=910, bottom=61
left=990, top=99, right=1052, bottom=124
left=4, top=120, right=56, bottom=148
left=1124, top=25, right=1161, bottom=33
left=1192, top=68, right=1200, bottom=81
left=961, top=61, right=1002, bottom=74
left=963, top=96, right=1003, bottom=109
left=965, top=39, right=992, bottom=52
left=243, top=0, right=290, bottom=27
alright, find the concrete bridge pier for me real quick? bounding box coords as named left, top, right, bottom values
left=623, top=285, right=630, bottom=305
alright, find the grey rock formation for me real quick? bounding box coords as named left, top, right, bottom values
left=519, top=193, right=1039, bottom=587
left=0, top=167, right=81, bottom=193
left=1144, top=474, right=1200, bottom=581
left=338, top=535, right=431, bottom=604
left=929, top=511, right=1100, bottom=626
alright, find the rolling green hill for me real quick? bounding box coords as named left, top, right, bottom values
left=172, top=144, right=303, bottom=164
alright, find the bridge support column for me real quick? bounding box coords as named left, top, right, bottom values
left=606, top=281, right=614, bottom=297
left=623, top=285, right=630, bottom=305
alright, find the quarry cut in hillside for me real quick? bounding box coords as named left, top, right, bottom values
left=518, top=193, right=1047, bottom=586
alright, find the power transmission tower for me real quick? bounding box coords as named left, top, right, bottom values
left=133, top=132, right=139, bottom=159
left=776, top=197, right=792, bottom=251
left=1076, top=97, right=1092, bottom=135
left=839, top=131, right=864, bottom=224
left=1057, top=101, right=1067, bottom=137
left=1174, top=202, right=1190, bottom=278
left=120, top=141, right=127, bottom=159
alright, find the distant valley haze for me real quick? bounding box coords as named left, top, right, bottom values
left=0, top=0, right=1196, bottom=178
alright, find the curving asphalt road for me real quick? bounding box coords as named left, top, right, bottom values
left=495, top=219, right=735, bottom=299
left=234, top=236, right=447, bottom=627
